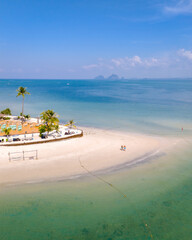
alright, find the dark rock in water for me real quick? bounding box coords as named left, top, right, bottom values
left=121, top=224, right=125, bottom=229
left=82, top=228, right=89, bottom=234
left=102, top=223, right=108, bottom=230
left=148, top=212, right=156, bottom=218
left=113, top=228, right=123, bottom=236
left=162, top=201, right=171, bottom=207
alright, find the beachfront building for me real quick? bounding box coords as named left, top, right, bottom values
left=0, top=115, right=82, bottom=145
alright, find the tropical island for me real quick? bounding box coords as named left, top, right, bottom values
left=0, top=87, right=183, bottom=188
left=0, top=86, right=83, bottom=145
left=0, top=84, right=181, bottom=185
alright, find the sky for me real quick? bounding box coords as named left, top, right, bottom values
left=0, top=0, right=192, bottom=79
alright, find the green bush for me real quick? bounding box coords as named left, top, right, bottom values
left=23, top=114, right=30, bottom=120
left=1, top=108, right=12, bottom=115
left=39, top=125, right=47, bottom=138
left=3, top=117, right=11, bottom=120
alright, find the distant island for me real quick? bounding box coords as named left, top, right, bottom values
left=94, top=74, right=125, bottom=80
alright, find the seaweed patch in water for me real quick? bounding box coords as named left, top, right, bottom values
left=102, top=224, right=109, bottom=230
left=113, top=228, right=123, bottom=236
left=82, top=228, right=89, bottom=234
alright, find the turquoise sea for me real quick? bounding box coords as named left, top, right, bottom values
left=0, top=79, right=192, bottom=239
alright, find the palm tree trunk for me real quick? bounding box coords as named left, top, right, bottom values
left=22, top=96, right=24, bottom=116
left=21, top=97, right=24, bottom=124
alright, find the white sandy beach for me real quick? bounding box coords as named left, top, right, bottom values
left=0, top=127, right=182, bottom=186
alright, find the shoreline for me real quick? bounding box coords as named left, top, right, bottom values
left=0, top=127, right=182, bottom=187
left=4, top=149, right=165, bottom=188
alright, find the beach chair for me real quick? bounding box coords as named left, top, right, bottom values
left=18, top=125, right=22, bottom=131
left=11, top=125, right=16, bottom=130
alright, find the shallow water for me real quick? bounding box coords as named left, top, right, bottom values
left=1, top=79, right=192, bottom=135
left=0, top=143, right=192, bottom=240
left=0, top=79, right=192, bottom=239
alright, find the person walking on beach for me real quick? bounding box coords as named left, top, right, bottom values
left=124, top=145, right=126, bottom=151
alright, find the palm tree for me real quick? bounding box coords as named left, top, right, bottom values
left=16, top=87, right=30, bottom=118
left=40, top=110, right=59, bottom=136
left=38, top=124, right=47, bottom=138
left=55, top=124, right=59, bottom=133
left=24, top=114, right=30, bottom=121
left=3, top=128, right=11, bottom=141
left=66, top=120, right=76, bottom=128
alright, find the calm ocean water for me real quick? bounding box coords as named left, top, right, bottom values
left=0, top=79, right=192, bottom=239
left=1, top=78, right=192, bottom=134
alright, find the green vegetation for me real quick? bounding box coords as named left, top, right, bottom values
left=20, top=114, right=30, bottom=121
left=24, top=114, right=30, bottom=119
left=38, top=125, right=47, bottom=138
left=2, top=128, right=11, bottom=141
left=55, top=124, right=59, bottom=133
left=1, top=108, right=12, bottom=115
left=66, top=120, right=76, bottom=128
left=2, top=117, right=11, bottom=120
left=16, top=86, right=30, bottom=117
left=40, top=110, right=59, bottom=137
left=0, top=116, right=11, bottom=120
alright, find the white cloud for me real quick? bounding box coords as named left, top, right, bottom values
left=83, top=60, right=114, bottom=70
left=178, top=48, right=192, bottom=60
left=132, top=56, right=142, bottom=64
left=111, top=59, right=122, bottom=67
left=144, top=58, right=159, bottom=66
left=82, top=64, right=99, bottom=70
left=130, top=56, right=142, bottom=66
left=111, top=56, right=142, bottom=68
left=111, top=56, right=160, bottom=68
left=164, top=0, right=192, bottom=14
left=83, top=55, right=163, bottom=72
left=81, top=49, right=192, bottom=78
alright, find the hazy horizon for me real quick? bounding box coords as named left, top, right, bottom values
left=1, top=77, right=192, bottom=81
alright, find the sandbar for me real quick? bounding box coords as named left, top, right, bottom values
left=0, top=127, right=181, bottom=186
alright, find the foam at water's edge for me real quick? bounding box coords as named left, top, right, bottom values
left=2, top=149, right=164, bottom=188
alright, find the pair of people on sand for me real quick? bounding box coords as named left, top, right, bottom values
left=121, top=145, right=126, bottom=151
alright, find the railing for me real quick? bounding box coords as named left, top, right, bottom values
left=8, top=150, right=38, bottom=162
left=1, top=130, right=83, bottom=146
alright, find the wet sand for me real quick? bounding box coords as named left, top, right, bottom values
left=0, top=127, right=182, bottom=186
